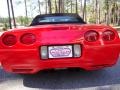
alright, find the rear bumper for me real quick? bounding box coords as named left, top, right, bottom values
left=1, top=44, right=120, bottom=74
left=2, top=61, right=116, bottom=74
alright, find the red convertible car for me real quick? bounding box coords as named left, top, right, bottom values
left=0, top=13, right=120, bottom=74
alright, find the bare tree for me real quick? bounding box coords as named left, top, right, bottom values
left=83, top=0, right=87, bottom=21
left=71, top=0, right=73, bottom=13
left=59, top=0, right=64, bottom=13
left=45, top=0, right=48, bottom=14
left=80, top=0, right=83, bottom=17
left=98, top=3, right=100, bottom=24
left=7, top=0, right=12, bottom=29
left=112, top=0, right=118, bottom=25
left=75, top=0, right=78, bottom=13
left=10, top=0, right=16, bottom=28
left=24, top=0, right=28, bottom=17
left=106, top=0, right=110, bottom=25
left=55, top=0, right=58, bottom=13
left=95, top=0, right=98, bottom=24
left=38, top=0, right=41, bottom=14
left=62, top=0, right=64, bottom=13
left=24, top=0, right=29, bottom=26
left=117, top=2, right=120, bottom=25
left=58, top=0, right=61, bottom=13
left=117, top=8, right=120, bottom=25
left=48, top=0, right=52, bottom=14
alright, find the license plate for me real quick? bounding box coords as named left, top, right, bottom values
left=48, top=45, right=73, bottom=58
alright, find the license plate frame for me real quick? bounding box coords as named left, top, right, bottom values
left=48, top=45, right=73, bottom=59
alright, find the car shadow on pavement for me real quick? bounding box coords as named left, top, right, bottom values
left=23, top=59, right=120, bottom=89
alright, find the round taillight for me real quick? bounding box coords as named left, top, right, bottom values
left=2, top=34, right=17, bottom=46
left=84, top=30, right=99, bottom=42
left=20, top=33, right=36, bottom=44
left=102, top=30, right=115, bottom=41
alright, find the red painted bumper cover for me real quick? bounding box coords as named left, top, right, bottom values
left=1, top=44, right=120, bottom=74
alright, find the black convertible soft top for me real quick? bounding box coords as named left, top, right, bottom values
left=30, top=13, right=86, bottom=26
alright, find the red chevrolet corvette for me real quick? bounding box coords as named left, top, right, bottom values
left=0, top=13, right=120, bottom=74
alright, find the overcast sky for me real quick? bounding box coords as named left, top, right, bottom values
left=0, top=0, right=26, bottom=17
left=0, top=0, right=88, bottom=17
left=0, top=0, right=8, bottom=17
left=0, top=0, right=47, bottom=18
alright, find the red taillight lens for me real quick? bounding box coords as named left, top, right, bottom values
left=2, top=34, right=17, bottom=46
left=84, top=30, right=99, bottom=42
left=20, top=33, right=36, bottom=44
left=102, top=30, right=115, bottom=41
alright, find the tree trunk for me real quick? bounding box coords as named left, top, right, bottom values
left=38, top=0, right=41, bottom=14
left=75, top=0, right=78, bottom=13
left=48, top=0, right=52, bottom=14
left=45, top=0, right=48, bottom=14
left=98, top=3, right=100, bottom=24
left=58, top=0, right=61, bottom=13
left=80, top=0, right=83, bottom=17
left=62, top=0, right=64, bottom=13
left=7, top=0, right=12, bottom=29
left=24, top=0, right=28, bottom=26
left=83, top=0, right=87, bottom=21
left=71, top=0, right=73, bottom=13
left=10, top=0, right=16, bottom=28
left=117, top=4, right=120, bottom=25
left=106, top=0, right=109, bottom=25
left=115, top=1, right=118, bottom=25
left=58, top=0, right=64, bottom=13
left=24, top=0, right=28, bottom=17
left=55, top=0, right=58, bottom=13
left=58, top=0, right=60, bottom=13
left=95, top=0, right=98, bottom=24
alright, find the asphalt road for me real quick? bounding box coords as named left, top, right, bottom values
left=0, top=58, right=120, bottom=90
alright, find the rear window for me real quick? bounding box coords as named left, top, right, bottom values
left=30, top=14, right=86, bottom=26
left=38, top=16, right=79, bottom=23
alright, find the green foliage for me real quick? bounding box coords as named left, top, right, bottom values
left=0, top=17, right=9, bottom=29
left=0, top=18, right=9, bottom=24
left=89, top=17, right=96, bottom=23
left=16, top=16, right=30, bottom=26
